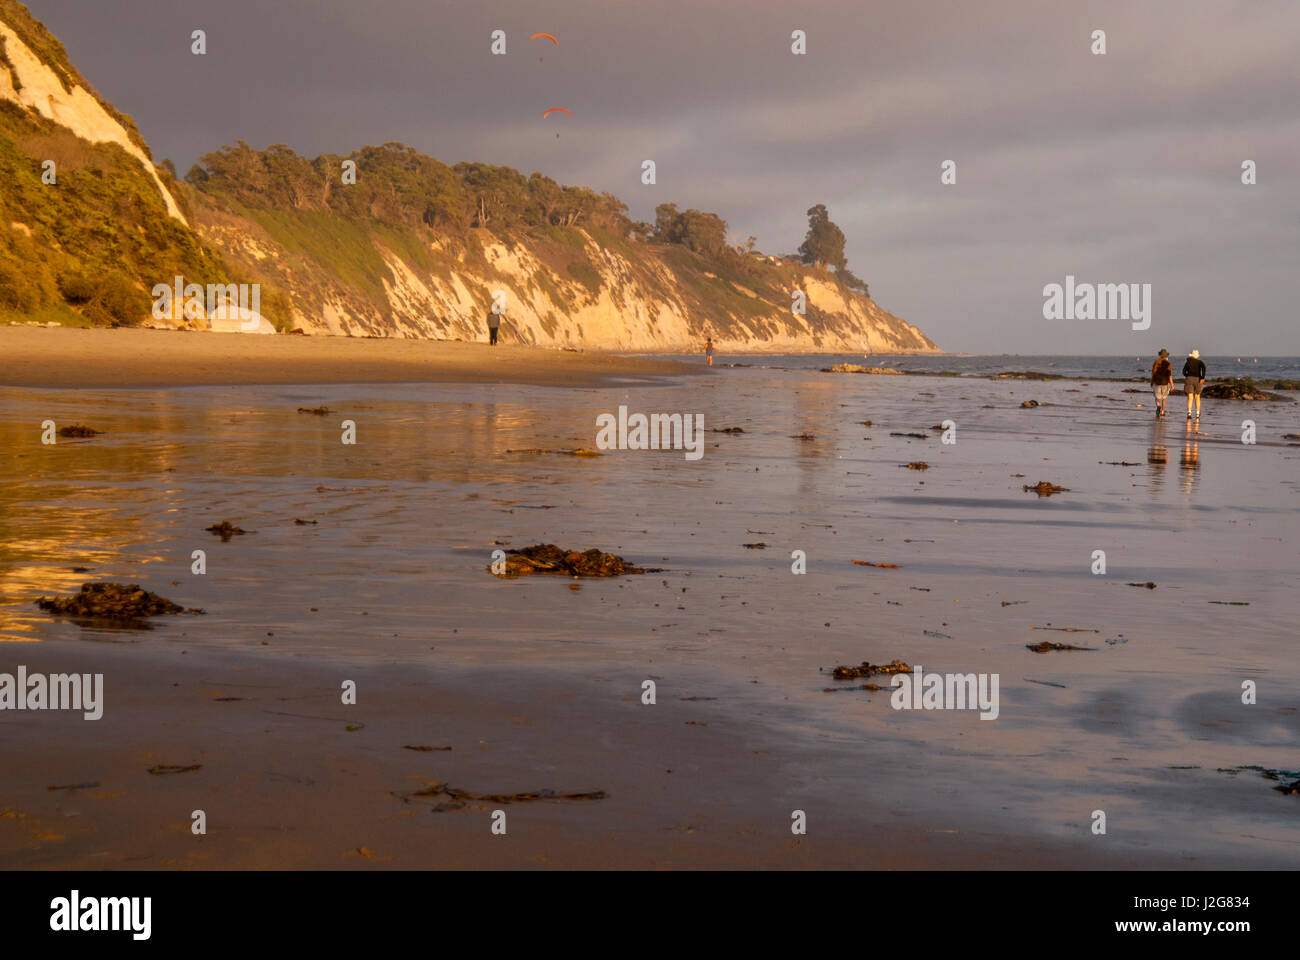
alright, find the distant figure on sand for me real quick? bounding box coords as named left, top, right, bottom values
left=1183, top=349, right=1206, bottom=421
left=705, top=337, right=714, bottom=367
left=1151, top=348, right=1173, bottom=418
left=488, top=311, right=501, bottom=346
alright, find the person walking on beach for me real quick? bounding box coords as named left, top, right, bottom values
left=1151, top=348, right=1174, bottom=418
left=1183, top=349, right=1206, bottom=421
left=705, top=337, right=714, bottom=367
left=487, top=311, right=501, bottom=346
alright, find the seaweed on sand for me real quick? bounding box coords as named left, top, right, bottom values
left=1026, top=640, right=1096, bottom=652
left=1024, top=481, right=1069, bottom=496
left=504, top=447, right=602, bottom=456
left=205, top=520, right=250, bottom=540
left=829, top=659, right=912, bottom=680
left=57, top=424, right=101, bottom=438
left=35, top=582, right=204, bottom=621
left=402, top=782, right=607, bottom=811
left=490, top=544, right=648, bottom=577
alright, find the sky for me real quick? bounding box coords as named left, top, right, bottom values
left=26, top=0, right=1300, bottom=354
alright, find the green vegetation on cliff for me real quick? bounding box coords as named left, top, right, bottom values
left=181, top=139, right=916, bottom=346
left=0, top=1, right=302, bottom=328
left=0, top=100, right=218, bottom=324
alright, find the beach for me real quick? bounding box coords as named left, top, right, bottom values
left=2, top=332, right=1298, bottom=869
left=0, top=326, right=697, bottom=389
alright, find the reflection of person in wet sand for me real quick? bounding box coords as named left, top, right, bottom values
left=1147, top=419, right=1169, bottom=489
left=1180, top=423, right=1200, bottom=492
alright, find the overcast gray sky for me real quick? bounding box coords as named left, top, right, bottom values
left=28, top=0, right=1300, bottom=353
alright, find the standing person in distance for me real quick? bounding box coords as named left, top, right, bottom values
left=1151, top=349, right=1174, bottom=418
left=1183, top=349, right=1206, bottom=422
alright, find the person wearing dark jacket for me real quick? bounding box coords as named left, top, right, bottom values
left=1151, top=349, right=1174, bottom=418
left=1182, top=349, right=1206, bottom=420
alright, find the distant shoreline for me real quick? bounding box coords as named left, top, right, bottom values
left=3, top=326, right=1294, bottom=391
left=0, top=326, right=699, bottom=389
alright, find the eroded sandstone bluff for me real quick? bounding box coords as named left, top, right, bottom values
left=187, top=144, right=939, bottom=353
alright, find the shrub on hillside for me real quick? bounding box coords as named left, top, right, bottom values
left=0, top=257, right=41, bottom=310
left=57, top=268, right=147, bottom=325
left=56, top=267, right=98, bottom=303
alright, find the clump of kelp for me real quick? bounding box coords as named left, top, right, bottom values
left=402, top=781, right=607, bottom=811
left=822, top=659, right=912, bottom=693
left=829, top=659, right=912, bottom=681
left=1024, top=481, right=1070, bottom=496
left=205, top=520, right=250, bottom=541
left=490, top=544, right=649, bottom=577
left=57, top=424, right=101, bottom=438
left=504, top=447, right=602, bottom=457
left=1027, top=640, right=1096, bottom=653
left=35, top=582, right=205, bottom=621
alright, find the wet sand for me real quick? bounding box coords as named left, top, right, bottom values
left=0, top=644, right=1218, bottom=870
left=0, top=326, right=698, bottom=389
left=1, top=365, right=1297, bottom=869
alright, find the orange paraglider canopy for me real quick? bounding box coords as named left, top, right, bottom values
left=530, top=32, right=558, bottom=44
left=542, top=107, right=572, bottom=118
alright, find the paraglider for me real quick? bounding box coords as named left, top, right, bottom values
left=543, top=106, right=571, bottom=137
left=531, top=32, right=557, bottom=61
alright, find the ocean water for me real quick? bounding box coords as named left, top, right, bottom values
left=1, top=363, right=1297, bottom=864
left=643, top=353, right=1300, bottom=381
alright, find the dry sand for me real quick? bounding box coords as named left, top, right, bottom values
left=0, top=326, right=697, bottom=389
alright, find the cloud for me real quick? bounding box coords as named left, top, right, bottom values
left=30, top=0, right=1300, bottom=351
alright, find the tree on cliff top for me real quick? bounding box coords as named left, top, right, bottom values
left=798, top=204, right=845, bottom=269
left=652, top=203, right=729, bottom=257
left=798, top=204, right=868, bottom=294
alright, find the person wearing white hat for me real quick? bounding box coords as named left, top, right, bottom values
left=1182, top=349, right=1206, bottom=421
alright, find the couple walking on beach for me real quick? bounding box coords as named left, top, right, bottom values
left=1151, top=349, right=1207, bottom=421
